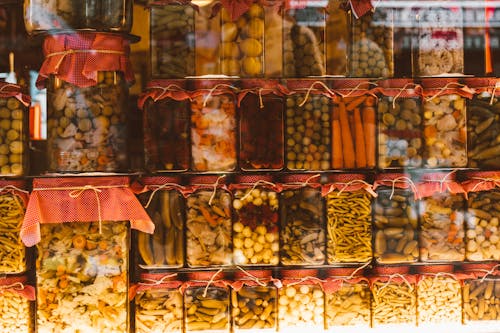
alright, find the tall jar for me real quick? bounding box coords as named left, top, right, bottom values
left=413, top=5, right=464, bottom=76
left=373, top=173, right=419, bottom=264
left=462, top=171, right=500, bottom=261
left=464, top=78, right=500, bottom=169
left=135, top=176, right=186, bottom=269
left=284, top=80, right=333, bottom=171
left=185, top=175, right=232, bottom=267
left=283, top=2, right=326, bottom=77
left=190, top=80, right=237, bottom=172
left=375, top=79, right=423, bottom=169
left=184, top=271, right=230, bottom=333
left=150, top=2, right=195, bottom=78
left=0, top=276, right=35, bottom=333
left=348, top=6, right=394, bottom=77
left=323, top=267, right=370, bottom=331
left=331, top=79, right=377, bottom=169
left=238, top=79, right=286, bottom=171
left=417, top=172, right=466, bottom=262
left=278, top=269, right=325, bottom=332
left=133, top=273, right=183, bottom=333
left=0, top=180, right=28, bottom=274
left=220, top=2, right=265, bottom=77
left=0, top=82, right=30, bottom=176
left=421, top=78, right=472, bottom=168
left=279, top=174, right=325, bottom=266
left=322, top=173, right=373, bottom=264
left=230, top=175, right=280, bottom=266
left=39, top=33, right=134, bottom=173
left=231, top=270, right=277, bottom=332
left=139, top=80, right=190, bottom=172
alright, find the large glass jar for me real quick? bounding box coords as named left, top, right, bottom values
left=373, top=173, right=419, bottom=264
left=323, top=173, right=373, bottom=264
left=238, top=79, right=285, bottom=171
left=230, top=175, right=280, bottom=266
left=280, top=174, right=325, bottom=266
left=185, top=175, right=232, bottom=267
left=0, top=276, right=35, bottom=333
left=0, top=82, right=30, bottom=176
left=139, top=80, right=190, bottom=173
left=136, top=176, right=185, bottom=269
left=184, top=271, right=230, bottom=333
left=190, top=80, right=237, bottom=172
left=150, top=3, right=195, bottom=78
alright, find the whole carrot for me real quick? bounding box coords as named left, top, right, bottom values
left=353, top=107, right=367, bottom=168
left=332, top=107, right=344, bottom=168
left=363, top=106, right=376, bottom=168
left=338, top=102, right=355, bottom=168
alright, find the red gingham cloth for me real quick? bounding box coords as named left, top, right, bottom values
left=0, top=275, right=35, bottom=301
left=0, top=82, right=30, bottom=106
left=348, top=0, right=374, bottom=19
left=37, top=32, right=135, bottom=89
left=20, top=176, right=154, bottom=247
left=137, top=80, right=190, bottom=110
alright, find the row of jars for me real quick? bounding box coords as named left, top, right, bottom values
left=133, top=171, right=500, bottom=269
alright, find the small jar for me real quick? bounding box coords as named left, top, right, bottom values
left=230, top=175, right=280, bottom=266
left=150, top=3, right=195, bottom=78
left=324, top=267, right=370, bottom=331
left=323, top=173, right=373, bottom=264
left=417, top=172, right=466, bottom=262
left=134, top=273, right=183, bottom=333
left=185, top=175, right=232, bottom=267
left=0, top=276, right=35, bottom=333
left=280, top=174, right=325, bottom=266
left=139, top=80, right=190, bottom=172
left=238, top=79, right=285, bottom=171
left=373, top=173, right=419, bottom=264
left=0, top=82, right=30, bottom=176
left=464, top=78, right=500, bottom=169
left=231, top=270, right=277, bottom=332
left=184, top=271, right=230, bottom=333
left=136, top=176, right=185, bottom=269
left=190, top=80, right=237, bottom=172
left=278, top=269, right=325, bottom=332
left=375, top=79, right=423, bottom=169
left=462, top=171, right=500, bottom=261
left=416, top=265, right=462, bottom=329
left=284, top=80, right=332, bottom=171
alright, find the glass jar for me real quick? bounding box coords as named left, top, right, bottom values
left=238, top=79, right=285, bottom=171
left=284, top=80, right=332, bottom=171
left=46, top=72, right=129, bottom=173
left=464, top=78, right=500, bottom=169
left=185, top=175, right=232, bottom=267
left=324, top=268, right=370, bottom=331
left=231, top=175, right=279, bottom=266
left=416, top=265, right=462, bottom=329
left=0, top=83, right=29, bottom=176
left=0, top=276, right=35, bottom=333
left=150, top=3, right=195, bottom=78
left=323, top=173, right=373, bottom=264
left=139, top=80, right=190, bottom=172
left=280, top=174, right=325, bottom=266
left=376, top=79, right=423, bottom=169
left=190, top=80, right=237, bottom=172
left=0, top=180, right=28, bottom=274
left=348, top=7, right=394, bottom=77
left=231, top=270, right=277, bottom=332
left=220, top=3, right=265, bottom=77
left=136, top=176, right=185, bottom=269
left=462, top=171, right=500, bottom=261
left=373, top=173, right=419, bottom=264
left=278, top=269, right=325, bottom=332
left=413, top=5, right=464, bottom=76
left=417, top=172, right=466, bottom=262
left=184, top=271, right=230, bottom=333
left=283, top=3, right=326, bottom=77
left=134, top=273, right=183, bottom=333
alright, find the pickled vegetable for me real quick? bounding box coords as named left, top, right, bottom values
left=135, top=288, right=183, bottom=333
left=185, top=286, right=230, bottom=332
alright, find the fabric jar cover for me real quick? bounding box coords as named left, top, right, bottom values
left=0, top=82, right=31, bottom=106
left=237, top=79, right=289, bottom=107
left=374, top=78, right=422, bottom=99
left=421, top=78, right=474, bottom=100
left=321, top=173, right=376, bottom=197
left=130, top=272, right=183, bottom=300
left=0, top=275, right=35, bottom=301
left=37, top=32, right=135, bottom=89
left=138, top=79, right=191, bottom=110
left=462, top=77, right=500, bottom=96
left=373, top=172, right=420, bottom=199
left=20, top=176, right=154, bottom=247
left=416, top=172, right=465, bottom=199
left=462, top=171, right=500, bottom=195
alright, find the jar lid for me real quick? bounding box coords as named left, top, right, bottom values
left=140, top=272, right=179, bottom=282
left=189, top=175, right=228, bottom=185
left=372, top=265, right=410, bottom=276
left=375, top=173, right=410, bottom=181
left=420, top=77, right=460, bottom=89
left=330, top=78, right=373, bottom=90
left=377, top=78, right=415, bottom=89
left=418, top=172, right=456, bottom=182
left=325, top=267, right=364, bottom=277
left=281, top=269, right=318, bottom=278
left=461, top=263, right=499, bottom=272
left=416, top=264, right=454, bottom=274
left=234, top=269, right=272, bottom=280
left=235, top=174, right=274, bottom=184
left=190, top=79, right=238, bottom=90
left=328, top=173, right=366, bottom=182
left=462, top=77, right=498, bottom=88
left=141, top=176, right=182, bottom=186
left=187, top=271, right=226, bottom=281
left=285, top=79, right=327, bottom=91
left=240, top=79, right=280, bottom=89
left=281, top=173, right=321, bottom=184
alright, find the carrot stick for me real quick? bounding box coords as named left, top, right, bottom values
left=353, top=108, right=367, bottom=168
left=200, top=206, right=218, bottom=226
left=332, top=118, right=343, bottom=168
left=362, top=106, right=376, bottom=168
left=346, top=96, right=367, bottom=111
left=338, top=102, right=355, bottom=168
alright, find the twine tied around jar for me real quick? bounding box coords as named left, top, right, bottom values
left=45, top=49, right=126, bottom=72
left=202, top=268, right=224, bottom=298
left=239, top=180, right=277, bottom=202
left=429, top=272, right=459, bottom=284
left=202, top=84, right=238, bottom=107
left=389, top=176, right=419, bottom=200
left=490, top=81, right=500, bottom=105
left=282, top=174, right=321, bottom=189
left=333, top=179, right=377, bottom=197
left=148, top=84, right=192, bottom=102
left=0, top=185, right=29, bottom=195
left=297, top=81, right=335, bottom=107
left=235, top=266, right=269, bottom=287
left=208, top=175, right=226, bottom=206
left=144, top=183, right=186, bottom=209
left=391, top=83, right=422, bottom=109
left=139, top=273, right=178, bottom=286
left=478, top=264, right=500, bottom=283
left=0, top=281, right=25, bottom=293
left=375, top=273, right=414, bottom=293
left=424, top=82, right=471, bottom=102
left=334, top=81, right=378, bottom=99
left=285, top=276, right=326, bottom=288
left=469, top=177, right=500, bottom=193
